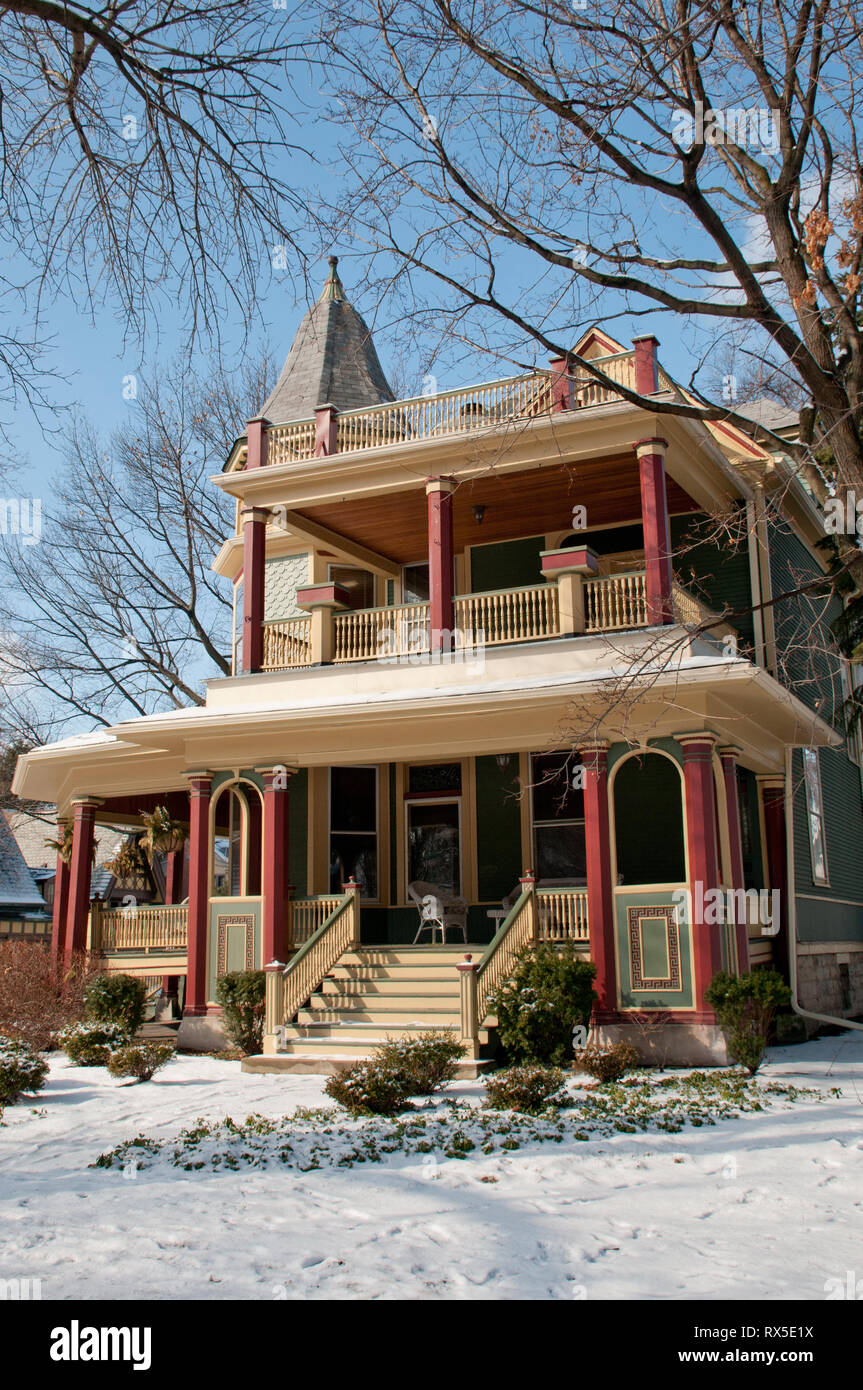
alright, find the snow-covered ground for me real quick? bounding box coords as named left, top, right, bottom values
left=1, top=1035, right=861, bottom=1301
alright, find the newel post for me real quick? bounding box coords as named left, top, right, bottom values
left=346, top=876, right=361, bottom=949
left=263, top=960, right=287, bottom=1057
left=315, top=403, right=339, bottom=457
left=457, top=954, right=480, bottom=1059
left=520, top=870, right=539, bottom=941
left=540, top=547, right=599, bottom=635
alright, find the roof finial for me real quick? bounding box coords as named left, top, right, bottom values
left=321, top=254, right=346, bottom=302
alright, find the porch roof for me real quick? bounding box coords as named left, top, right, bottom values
left=12, top=636, right=841, bottom=809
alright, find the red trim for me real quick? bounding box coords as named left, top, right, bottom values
left=65, top=803, right=97, bottom=964
left=241, top=510, right=266, bottom=672
left=638, top=447, right=673, bottom=624
left=548, top=356, right=574, bottom=411
left=314, top=405, right=339, bottom=457
left=579, top=744, right=618, bottom=1022
left=183, top=777, right=211, bottom=1017
left=262, top=771, right=292, bottom=961
left=679, top=738, right=722, bottom=1018
left=246, top=418, right=269, bottom=470
left=632, top=336, right=660, bottom=395
left=427, top=482, right=455, bottom=649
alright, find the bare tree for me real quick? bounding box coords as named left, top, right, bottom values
left=0, top=351, right=274, bottom=735
left=311, top=0, right=863, bottom=569
left=0, top=1, right=308, bottom=429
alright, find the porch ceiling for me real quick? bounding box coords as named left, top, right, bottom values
left=295, top=456, right=699, bottom=564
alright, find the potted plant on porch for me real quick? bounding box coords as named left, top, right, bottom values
left=139, top=805, right=187, bottom=856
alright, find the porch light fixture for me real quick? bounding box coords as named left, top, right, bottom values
left=495, top=753, right=512, bottom=770
left=473, top=504, right=486, bottom=524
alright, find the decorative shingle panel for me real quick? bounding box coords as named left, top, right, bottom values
left=264, top=554, right=310, bottom=621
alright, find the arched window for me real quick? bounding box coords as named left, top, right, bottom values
left=613, top=753, right=685, bottom=885
left=211, top=781, right=263, bottom=898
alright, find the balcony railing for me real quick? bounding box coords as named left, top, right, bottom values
left=259, top=571, right=728, bottom=671
left=255, top=350, right=650, bottom=467
left=91, top=903, right=188, bottom=952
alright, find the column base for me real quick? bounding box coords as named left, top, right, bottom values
left=177, top=1008, right=228, bottom=1053
left=590, top=1019, right=729, bottom=1067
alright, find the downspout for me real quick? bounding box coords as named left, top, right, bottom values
left=786, top=744, right=863, bottom=1033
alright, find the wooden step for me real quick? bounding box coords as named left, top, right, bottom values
left=283, top=1021, right=473, bottom=1043
left=297, top=1005, right=461, bottom=1026
left=320, top=975, right=459, bottom=996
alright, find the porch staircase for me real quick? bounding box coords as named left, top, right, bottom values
left=244, top=945, right=494, bottom=1075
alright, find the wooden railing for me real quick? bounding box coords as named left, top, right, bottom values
left=266, top=889, right=359, bottom=1046
left=475, top=887, right=537, bottom=1023
left=266, top=419, right=317, bottom=467
left=336, top=372, right=555, bottom=453
left=671, top=583, right=731, bottom=635
left=584, top=571, right=648, bottom=631
left=253, top=350, right=661, bottom=473
left=333, top=602, right=430, bottom=663
left=261, top=616, right=313, bottom=670
left=536, top=888, right=589, bottom=942
left=571, top=350, right=636, bottom=407
left=454, top=584, right=560, bottom=646
left=291, top=895, right=344, bottom=945
left=91, top=903, right=188, bottom=952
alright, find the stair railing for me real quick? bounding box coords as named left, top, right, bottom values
left=263, top=882, right=360, bottom=1053
left=457, top=874, right=538, bottom=1057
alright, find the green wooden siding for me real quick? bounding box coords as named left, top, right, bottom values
left=475, top=754, right=522, bottom=901
left=670, top=509, right=755, bottom=652
left=791, top=749, right=863, bottom=939
left=767, top=517, right=844, bottom=726
left=469, top=535, right=546, bottom=592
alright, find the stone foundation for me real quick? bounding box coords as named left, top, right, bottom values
left=797, top=949, right=863, bottom=1020
left=591, top=1020, right=729, bottom=1067
left=176, top=1011, right=229, bottom=1052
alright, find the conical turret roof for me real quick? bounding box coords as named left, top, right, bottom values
left=260, top=258, right=394, bottom=423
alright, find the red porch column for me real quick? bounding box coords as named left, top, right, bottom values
left=164, top=847, right=186, bottom=905
left=719, top=746, right=750, bottom=973
left=314, top=404, right=339, bottom=457
left=245, top=416, right=270, bottom=471
left=636, top=437, right=673, bottom=625
left=632, top=336, right=660, bottom=395
left=577, top=742, right=617, bottom=1021
left=261, top=767, right=295, bottom=962
left=677, top=733, right=722, bottom=1017
left=64, top=799, right=100, bottom=965
left=241, top=505, right=268, bottom=674
left=760, top=775, right=789, bottom=981
left=426, top=477, right=456, bottom=652
left=50, top=830, right=70, bottom=972
left=183, top=773, right=212, bottom=1018
left=548, top=354, right=574, bottom=411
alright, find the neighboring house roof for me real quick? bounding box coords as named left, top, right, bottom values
left=735, top=397, right=800, bottom=437
left=260, top=257, right=394, bottom=425
left=3, top=809, right=126, bottom=870
left=0, top=813, right=50, bottom=913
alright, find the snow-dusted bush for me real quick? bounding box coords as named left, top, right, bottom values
left=107, top=1042, right=174, bottom=1083
left=0, top=1036, right=48, bottom=1103
left=371, top=1031, right=465, bottom=1095
left=215, top=970, right=265, bottom=1055
left=488, top=943, right=596, bottom=1065
left=58, top=1021, right=129, bottom=1067
left=705, top=969, right=791, bottom=1074
left=575, top=1042, right=640, bottom=1083
left=325, top=1063, right=413, bottom=1116
left=85, top=973, right=147, bottom=1036
left=483, top=1064, right=570, bottom=1114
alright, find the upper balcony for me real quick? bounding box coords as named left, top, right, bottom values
left=259, top=568, right=731, bottom=673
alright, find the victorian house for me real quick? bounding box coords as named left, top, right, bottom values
left=14, top=259, right=863, bottom=1070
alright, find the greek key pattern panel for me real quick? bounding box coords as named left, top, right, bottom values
left=216, top=914, right=255, bottom=977
left=627, top=905, right=682, bottom=992
left=264, top=553, right=309, bottom=620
